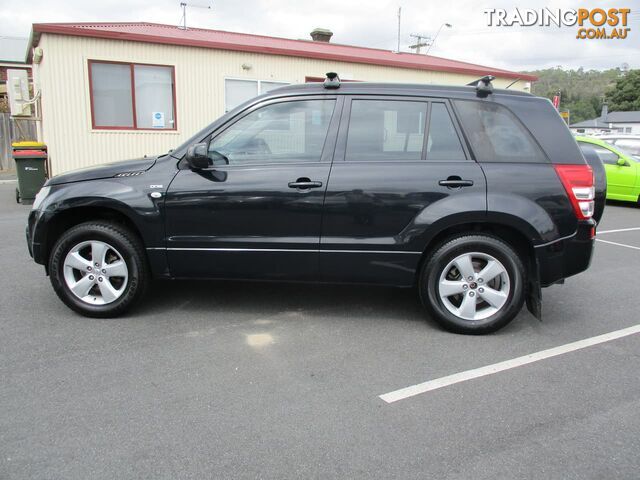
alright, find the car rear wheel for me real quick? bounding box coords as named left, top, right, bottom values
left=419, top=234, right=525, bottom=334
left=49, top=221, right=148, bottom=317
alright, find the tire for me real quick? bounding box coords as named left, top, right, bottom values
left=419, top=234, right=525, bottom=335
left=49, top=221, right=148, bottom=318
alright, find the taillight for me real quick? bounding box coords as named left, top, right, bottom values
left=553, top=164, right=595, bottom=220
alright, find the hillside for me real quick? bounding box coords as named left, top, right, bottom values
left=525, top=68, right=625, bottom=123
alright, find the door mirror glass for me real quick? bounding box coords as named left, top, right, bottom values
left=186, top=143, right=211, bottom=169
left=617, top=157, right=628, bottom=167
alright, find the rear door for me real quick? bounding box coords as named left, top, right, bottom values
left=320, top=96, right=487, bottom=286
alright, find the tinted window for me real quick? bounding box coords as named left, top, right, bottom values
left=345, top=100, right=427, bottom=161
left=454, top=100, right=546, bottom=163
left=579, top=142, right=619, bottom=165
left=209, top=100, right=335, bottom=165
left=427, top=103, right=466, bottom=161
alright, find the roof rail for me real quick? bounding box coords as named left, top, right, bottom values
left=467, top=75, right=495, bottom=98
left=324, top=72, right=340, bottom=89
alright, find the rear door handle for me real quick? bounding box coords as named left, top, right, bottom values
left=288, top=179, right=323, bottom=189
left=439, top=177, right=474, bottom=188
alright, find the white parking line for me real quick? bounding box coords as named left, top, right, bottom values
left=596, top=239, right=640, bottom=251
left=598, top=227, right=640, bottom=234
left=379, top=324, right=640, bottom=404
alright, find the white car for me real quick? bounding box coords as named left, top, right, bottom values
left=597, top=135, right=640, bottom=158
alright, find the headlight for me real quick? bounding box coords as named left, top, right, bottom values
left=32, top=186, right=51, bottom=211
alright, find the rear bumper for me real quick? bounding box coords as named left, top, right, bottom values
left=536, top=220, right=595, bottom=287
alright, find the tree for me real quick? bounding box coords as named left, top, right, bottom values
left=524, top=68, right=623, bottom=122
left=607, top=70, right=640, bottom=111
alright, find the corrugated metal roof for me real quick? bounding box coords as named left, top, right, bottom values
left=31, top=22, right=537, bottom=81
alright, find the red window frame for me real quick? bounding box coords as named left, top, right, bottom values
left=88, top=59, right=178, bottom=131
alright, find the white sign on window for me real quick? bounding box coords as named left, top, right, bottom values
left=152, top=112, right=165, bottom=128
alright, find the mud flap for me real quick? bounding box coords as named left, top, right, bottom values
left=526, top=257, right=542, bottom=320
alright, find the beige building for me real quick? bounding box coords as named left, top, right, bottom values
left=28, top=22, right=536, bottom=175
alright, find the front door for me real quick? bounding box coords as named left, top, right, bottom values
left=165, top=96, right=340, bottom=279
left=585, top=143, right=637, bottom=199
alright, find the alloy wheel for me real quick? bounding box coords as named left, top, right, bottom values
left=437, top=252, right=510, bottom=321
left=62, top=240, right=129, bottom=305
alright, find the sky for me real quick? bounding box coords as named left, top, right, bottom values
left=1, top=0, right=638, bottom=72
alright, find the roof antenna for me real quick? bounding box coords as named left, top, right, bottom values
left=506, top=78, right=520, bottom=89
left=179, top=1, right=212, bottom=30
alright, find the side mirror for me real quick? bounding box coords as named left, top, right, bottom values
left=617, top=157, right=628, bottom=167
left=186, top=143, right=211, bottom=169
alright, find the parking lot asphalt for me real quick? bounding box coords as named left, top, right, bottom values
left=1, top=182, right=639, bottom=480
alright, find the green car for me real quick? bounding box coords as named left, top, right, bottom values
left=576, top=136, right=640, bottom=204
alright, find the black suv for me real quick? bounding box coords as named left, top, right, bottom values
left=27, top=75, right=598, bottom=334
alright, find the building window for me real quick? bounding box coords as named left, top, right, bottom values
left=88, top=60, right=176, bottom=130
left=224, top=79, right=289, bottom=112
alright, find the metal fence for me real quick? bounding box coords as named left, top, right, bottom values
left=0, top=113, right=38, bottom=171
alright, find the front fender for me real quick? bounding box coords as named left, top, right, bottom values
left=31, top=178, right=166, bottom=256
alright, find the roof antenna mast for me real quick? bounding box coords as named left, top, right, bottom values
left=179, top=1, right=212, bottom=30
left=396, top=7, right=402, bottom=53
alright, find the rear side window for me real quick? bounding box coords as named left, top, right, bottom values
left=345, top=100, right=427, bottom=161
left=454, top=100, right=547, bottom=163
left=427, top=103, right=466, bottom=161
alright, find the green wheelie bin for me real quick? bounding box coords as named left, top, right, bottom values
left=12, top=142, right=48, bottom=205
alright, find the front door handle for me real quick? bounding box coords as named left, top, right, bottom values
left=288, top=178, right=323, bottom=189
left=439, top=177, right=474, bottom=188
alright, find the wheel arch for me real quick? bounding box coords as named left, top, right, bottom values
left=416, top=220, right=534, bottom=277
left=414, top=217, right=541, bottom=319
left=42, top=205, right=145, bottom=270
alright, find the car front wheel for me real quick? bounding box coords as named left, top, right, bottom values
left=419, top=234, right=525, bottom=334
left=49, top=221, right=148, bottom=317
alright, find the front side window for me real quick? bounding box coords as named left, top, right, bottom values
left=345, top=100, right=427, bottom=161
left=209, top=99, right=335, bottom=165
left=454, top=100, right=546, bottom=163
left=89, top=61, right=176, bottom=130
left=579, top=143, right=619, bottom=165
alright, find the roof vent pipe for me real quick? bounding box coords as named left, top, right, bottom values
left=310, top=28, right=333, bottom=42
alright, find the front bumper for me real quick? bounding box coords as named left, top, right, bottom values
left=26, top=209, right=46, bottom=265
left=536, top=220, right=595, bottom=287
